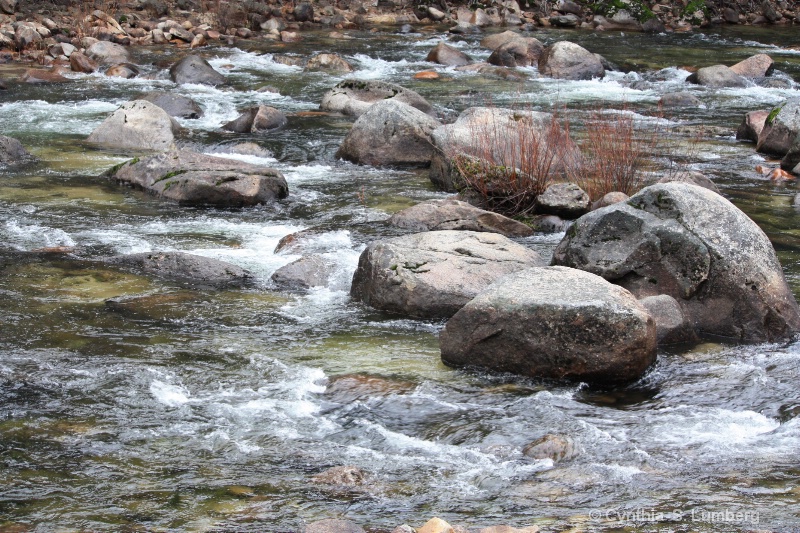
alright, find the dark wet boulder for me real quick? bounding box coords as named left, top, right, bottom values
left=781, top=138, right=800, bottom=174
left=104, top=251, right=253, bottom=288
left=730, top=53, right=774, bottom=78
left=305, top=53, right=354, bottom=73
left=487, top=37, right=543, bottom=68
left=135, top=91, right=204, bottom=119
left=552, top=182, right=800, bottom=342
left=169, top=54, right=227, bottom=86
left=271, top=255, right=334, bottom=290
left=639, top=294, right=699, bottom=345
left=538, top=41, right=604, bottom=81
left=388, top=198, right=533, bottom=237
left=336, top=100, right=441, bottom=167
left=426, top=42, right=471, bottom=66
left=686, top=65, right=748, bottom=88
left=536, top=183, right=590, bottom=219
left=294, top=2, right=315, bottom=22
left=657, top=170, right=720, bottom=194
left=222, top=106, right=287, bottom=133
left=107, top=150, right=288, bottom=207
left=0, top=79, right=6, bottom=90
left=87, top=100, right=181, bottom=151
left=304, top=519, right=365, bottom=533
left=736, top=110, right=769, bottom=143
left=440, top=266, right=657, bottom=385
left=85, top=41, right=130, bottom=65
left=0, top=135, right=36, bottom=164
left=320, top=79, right=435, bottom=118
left=757, top=98, right=800, bottom=157
left=550, top=14, right=580, bottom=27
left=351, top=230, right=544, bottom=319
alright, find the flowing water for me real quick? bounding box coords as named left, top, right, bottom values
left=2, top=24, right=800, bottom=532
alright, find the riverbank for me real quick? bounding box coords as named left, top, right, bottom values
left=1, top=0, right=799, bottom=68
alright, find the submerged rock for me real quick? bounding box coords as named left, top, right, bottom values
left=552, top=182, right=800, bottom=342
left=19, top=68, right=70, bottom=84
left=87, top=100, right=181, bottom=152
left=320, top=79, right=435, bottom=118
left=522, top=434, right=576, bottom=462
left=311, top=466, right=366, bottom=487
left=388, top=198, right=533, bottom=237
left=440, top=266, right=657, bottom=385
left=304, top=519, right=365, bottom=533
left=336, top=100, right=441, bottom=167
left=538, top=41, right=604, bottom=81
left=169, top=54, right=227, bottom=86
left=0, top=135, right=36, bottom=164
left=104, top=252, right=253, bottom=288
left=107, top=150, right=288, bottom=207
left=135, top=91, right=204, bottom=119
left=351, top=230, right=543, bottom=319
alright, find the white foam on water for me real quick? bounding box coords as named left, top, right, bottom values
left=280, top=164, right=338, bottom=185
left=523, top=75, right=657, bottom=105
left=0, top=99, right=120, bottom=136
left=3, top=219, right=76, bottom=250
left=207, top=49, right=304, bottom=75
left=175, top=84, right=299, bottom=131
left=201, top=151, right=280, bottom=167
left=346, top=53, right=417, bottom=80
left=73, top=229, right=152, bottom=254
left=150, top=379, right=191, bottom=407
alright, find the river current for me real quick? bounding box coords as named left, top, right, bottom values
left=1, top=24, right=800, bottom=532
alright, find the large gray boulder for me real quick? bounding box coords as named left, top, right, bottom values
left=552, top=182, right=800, bottom=342
left=757, top=98, right=800, bottom=157
left=135, top=91, right=203, bottom=119
left=271, top=255, right=334, bottom=290
left=538, top=41, right=604, bottom=81
left=426, top=42, right=471, bottom=66
left=440, top=266, right=657, bottom=385
left=686, top=65, right=748, bottom=88
left=107, top=150, right=288, bottom=207
left=388, top=198, right=533, bottom=237
left=429, top=106, right=575, bottom=192
left=536, top=183, right=590, bottom=218
left=169, top=54, right=227, bottom=86
left=104, top=252, right=253, bottom=288
left=336, top=100, right=441, bottom=167
left=85, top=41, right=131, bottom=65
left=87, top=101, right=181, bottom=151
left=351, top=230, right=544, bottom=319
left=320, top=79, right=435, bottom=118
left=0, top=135, right=36, bottom=164
left=730, top=53, right=774, bottom=78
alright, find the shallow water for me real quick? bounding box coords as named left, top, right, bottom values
left=1, top=24, right=800, bottom=532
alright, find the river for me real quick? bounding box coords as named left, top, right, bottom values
left=1, top=24, right=800, bottom=532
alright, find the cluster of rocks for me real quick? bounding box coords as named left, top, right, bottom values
left=738, top=96, right=800, bottom=179
left=302, top=517, right=540, bottom=533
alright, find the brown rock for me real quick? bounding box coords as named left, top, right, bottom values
left=69, top=52, right=97, bottom=73
left=105, top=63, right=139, bottom=79
left=19, top=68, right=70, bottom=84
left=426, top=42, right=471, bottom=66
left=414, top=70, right=440, bottom=80
left=729, top=53, right=774, bottom=78
left=418, top=518, right=455, bottom=533
left=522, top=434, right=576, bottom=462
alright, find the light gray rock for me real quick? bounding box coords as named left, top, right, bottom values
left=536, top=183, right=590, bottom=219
left=639, top=294, right=699, bottom=344
left=135, top=91, right=204, bottom=119
left=538, top=41, right=605, bottom=81
left=169, top=54, right=227, bottom=86
left=107, top=150, right=288, bottom=207
left=87, top=100, right=181, bottom=152
left=388, top=198, right=533, bottom=237
left=730, top=53, right=774, bottom=78
left=686, top=64, right=748, bottom=88
left=304, top=519, right=365, bottom=533
left=85, top=41, right=130, bottom=65
left=336, top=100, right=441, bottom=167
left=552, top=183, right=800, bottom=341
left=659, top=91, right=702, bottom=108
left=657, top=170, right=720, bottom=194
left=440, top=266, right=657, bottom=385
left=104, top=252, right=253, bottom=288
left=222, top=106, right=287, bottom=133
left=351, top=230, right=544, bottom=319
left=426, top=42, right=472, bottom=66
left=757, top=98, right=800, bottom=157
left=320, top=79, right=435, bottom=118
left=271, top=255, right=334, bottom=290
left=480, top=30, right=522, bottom=51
